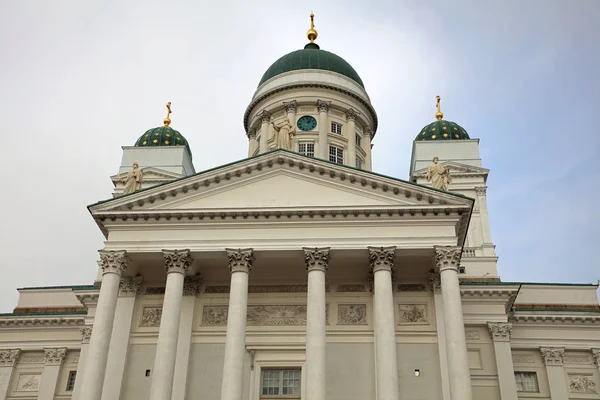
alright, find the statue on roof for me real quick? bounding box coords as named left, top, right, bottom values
left=426, top=156, right=451, bottom=191
left=122, top=162, right=143, bottom=195
left=271, top=118, right=296, bottom=150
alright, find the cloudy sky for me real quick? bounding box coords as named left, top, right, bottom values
left=0, top=0, right=598, bottom=311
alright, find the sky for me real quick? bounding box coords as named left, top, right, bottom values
left=0, top=0, right=599, bottom=311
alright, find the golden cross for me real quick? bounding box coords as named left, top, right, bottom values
left=164, top=102, right=172, bottom=126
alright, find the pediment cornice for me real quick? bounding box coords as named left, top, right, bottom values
left=412, top=161, right=489, bottom=179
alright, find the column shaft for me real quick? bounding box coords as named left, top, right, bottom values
left=540, top=347, right=568, bottom=399
left=39, top=348, right=67, bottom=400
left=429, top=274, right=451, bottom=400
left=488, top=323, right=518, bottom=400
left=72, top=327, right=92, bottom=400
left=0, top=349, right=20, bottom=399
left=79, top=250, right=128, bottom=400
left=221, top=249, right=253, bottom=400
left=346, top=109, right=357, bottom=167
left=317, top=100, right=330, bottom=160
left=369, top=246, right=399, bottom=400
left=149, top=250, right=192, bottom=400
left=259, top=111, right=270, bottom=153
left=476, top=187, right=492, bottom=244
left=436, top=246, right=472, bottom=400
left=362, top=127, right=372, bottom=170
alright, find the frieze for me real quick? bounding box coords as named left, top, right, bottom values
left=565, top=355, right=593, bottom=364
left=248, top=305, right=307, bottom=326
left=569, top=375, right=597, bottom=393
left=204, top=286, right=230, bottom=294
left=512, top=354, right=534, bottom=364
left=249, top=285, right=308, bottom=293
left=140, top=307, right=162, bottom=327
left=399, top=304, right=427, bottom=324
left=16, top=374, right=40, bottom=392
left=465, top=330, right=480, bottom=340
left=338, top=304, right=367, bottom=325
left=397, top=284, right=426, bottom=292
left=337, top=284, right=367, bottom=292
left=145, top=287, right=166, bottom=295
left=19, top=354, right=45, bottom=364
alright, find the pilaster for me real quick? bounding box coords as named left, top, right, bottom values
left=72, top=326, right=92, bottom=400
left=346, top=108, right=358, bottom=168
left=475, top=186, right=493, bottom=244
left=429, top=271, right=450, bottom=400
left=540, top=347, right=568, bottom=399
left=362, top=125, right=373, bottom=170
left=488, top=323, right=518, bottom=400
left=247, top=128, right=257, bottom=157
left=0, top=349, right=20, bottom=399
left=39, top=348, right=67, bottom=400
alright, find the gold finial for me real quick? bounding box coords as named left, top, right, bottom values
left=435, top=95, right=444, bottom=120
left=164, top=102, right=172, bottom=126
left=307, top=12, right=318, bottom=43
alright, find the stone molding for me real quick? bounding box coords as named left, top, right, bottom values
left=0, top=349, right=21, bottom=366
left=162, top=249, right=193, bottom=275
left=540, top=347, right=565, bottom=366
left=317, top=99, right=331, bottom=113
left=368, top=246, right=396, bottom=273
left=346, top=108, right=359, bottom=121
left=487, top=322, right=512, bottom=342
left=75, top=292, right=100, bottom=307
left=226, top=248, right=254, bottom=274
left=511, top=314, right=600, bottom=324
left=428, top=271, right=441, bottom=294
left=43, top=347, right=67, bottom=366
left=283, top=100, right=297, bottom=114
left=246, top=128, right=256, bottom=140
left=118, top=276, right=143, bottom=297
left=80, top=325, right=93, bottom=344
left=434, top=246, right=462, bottom=273
left=98, top=250, right=129, bottom=276
left=0, top=317, right=84, bottom=328
left=259, top=110, right=271, bottom=123
left=303, top=247, right=330, bottom=273
left=183, top=276, right=202, bottom=296
left=475, top=186, right=487, bottom=196
left=592, top=349, right=600, bottom=367
left=337, top=284, right=367, bottom=292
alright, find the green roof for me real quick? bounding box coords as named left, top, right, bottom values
left=134, top=126, right=192, bottom=159
left=416, top=119, right=470, bottom=141
left=259, top=43, right=364, bottom=88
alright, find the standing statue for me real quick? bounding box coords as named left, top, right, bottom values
left=271, top=119, right=295, bottom=150
left=426, top=157, right=451, bottom=191
left=122, top=162, right=143, bottom=194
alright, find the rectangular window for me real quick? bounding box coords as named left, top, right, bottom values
left=298, top=142, right=315, bottom=157
left=331, top=122, right=342, bottom=134
left=355, top=134, right=362, bottom=146
left=261, top=369, right=301, bottom=398
left=329, top=145, right=344, bottom=164
left=66, top=371, right=77, bottom=391
left=514, top=372, right=539, bottom=392
left=356, top=156, right=362, bottom=169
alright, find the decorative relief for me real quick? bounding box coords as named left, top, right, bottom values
left=338, top=304, right=367, bottom=325
left=337, top=284, right=367, bottom=292
left=204, top=286, right=230, bottom=294
left=397, top=284, right=426, bottom=292
left=0, top=349, right=20, bottom=366
left=303, top=247, right=330, bottom=272
left=16, top=374, right=41, bottom=392
left=399, top=304, right=427, bottom=324
left=98, top=250, right=129, bottom=275
left=44, top=348, right=67, bottom=366
left=593, top=349, right=600, bottom=367
left=569, top=375, right=597, bottom=393
left=119, top=276, right=143, bottom=297
left=80, top=325, right=93, bottom=344
left=512, top=354, right=534, bottom=364
left=202, top=305, right=229, bottom=326
left=465, top=330, right=480, bottom=340
left=565, top=355, right=593, bottom=364
left=163, top=249, right=193, bottom=274
left=434, top=246, right=461, bottom=272
left=247, top=305, right=307, bottom=326
left=183, top=276, right=202, bottom=296
left=140, top=307, right=163, bottom=327
left=540, top=347, right=565, bottom=366
left=226, top=248, right=254, bottom=273
left=145, top=287, right=166, bottom=295
left=488, top=323, right=512, bottom=342
left=368, top=246, right=396, bottom=273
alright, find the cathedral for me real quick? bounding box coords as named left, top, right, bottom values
left=0, top=14, right=599, bottom=400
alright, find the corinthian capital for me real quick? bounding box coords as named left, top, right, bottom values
left=368, top=246, right=396, bottom=273
left=162, top=249, right=193, bottom=275
left=283, top=100, right=297, bottom=114
left=119, top=276, right=143, bottom=297
left=475, top=186, right=487, bottom=195
left=303, top=247, right=330, bottom=272
left=226, top=248, right=254, bottom=273
left=98, top=250, right=129, bottom=276
left=488, top=323, right=512, bottom=342
left=346, top=108, right=358, bottom=121
left=247, top=128, right=256, bottom=140
left=80, top=325, right=93, bottom=344
left=44, top=347, right=67, bottom=366
left=0, top=349, right=21, bottom=366
left=317, top=99, right=331, bottom=113
left=363, top=125, right=373, bottom=140
left=428, top=270, right=441, bottom=293
left=540, top=347, right=564, bottom=366
left=434, top=246, right=462, bottom=273
left=183, top=276, right=202, bottom=296
left=258, top=110, right=271, bottom=123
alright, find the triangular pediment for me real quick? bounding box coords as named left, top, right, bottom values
left=91, top=150, right=473, bottom=214
left=111, top=167, right=182, bottom=184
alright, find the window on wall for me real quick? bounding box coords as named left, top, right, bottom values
left=261, top=369, right=301, bottom=398
left=298, top=142, right=315, bottom=157
left=355, top=134, right=362, bottom=146
left=329, top=145, right=344, bottom=164
left=356, top=156, right=362, bottom=169
left=331, top=122, right=342, bottom=134
left=66, top=371, right=77, bottom=391
left=514, top=372, right=539, bottom=392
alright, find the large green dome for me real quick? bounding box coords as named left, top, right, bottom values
left=258, top=43, right=364, bottom=88
left=416, top=119, right=470, bottom=141
left=134, top=126, right=192, bottom=158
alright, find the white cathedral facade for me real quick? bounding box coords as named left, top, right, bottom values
left=1, top=16, right=599, bottom=400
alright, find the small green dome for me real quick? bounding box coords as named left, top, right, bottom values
left=258, top=43, right=364, bottom=88
left=134, top=126, right=192, bottom=158
left=416, top=119, right=470, bottom=141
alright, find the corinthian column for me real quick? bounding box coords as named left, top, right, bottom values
left=317, top=100, right=330, bottom=159
left=0, top=349, right=20, bottom=399
left=488, top=323, right=518, bottom=400
left=79, top=250, right=128, bottom=400
left=247, top=129, right=257, bottom=157
left=540, top=347, right=568, bottom=399
left=259, top=110, right=271, bottom=153
left=220, top=248, right=254, bottom=400
left=149, top=250, right=193, bottom=400
left=435, top=246, right=472, bottom=400
left=369, top=246, right=399, bottom=400
left=346, top=109, right=358, bottom=167
left=284, top=101, right=298, bottom=151
left=362, top=126, right=373, bottom=170
left=39, top=348, right=67, bottom=400
left=475, top=187, right=492, bottom=244
left=303, top=247, right=330, bottom=400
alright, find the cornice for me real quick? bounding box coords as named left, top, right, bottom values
left=460, top=287, right=519, bottom=299
left=0, top=315, right=85, bottom=328
left=512, top=313, right=600, bottom=325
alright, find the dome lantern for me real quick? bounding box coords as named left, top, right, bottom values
left=416, top=96, right=470, bottom=141
left=134, top=102, right=192, bottom=159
